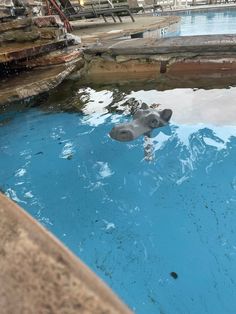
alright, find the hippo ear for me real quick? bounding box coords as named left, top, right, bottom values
left=160, top=109, right=172, bottom=123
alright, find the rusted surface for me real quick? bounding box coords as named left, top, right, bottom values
left=0, top=192, right=132, bottom=314
left=167, top=59, right=236, bottom=75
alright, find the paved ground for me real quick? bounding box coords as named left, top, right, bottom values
left=72, top=15, right=180, bottom=44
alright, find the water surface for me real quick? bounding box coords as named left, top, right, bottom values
left=169, top=8, right=236, bottom=36
left=1, top=87, right=236, bottom=313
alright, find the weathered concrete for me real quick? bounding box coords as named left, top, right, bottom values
left=85, top=34, right=236, bottom=55
left=0, top=15, right=68, bottom=63
left=0, top=17, right=32, bottom=32
left=83, top=57, right=161, bottom=83
left=33, top=15, right=63, bottom=28
left=0, top=25, right=64, bottom=42
left=73, top=15, right=180, bottom=44
left=0, top=192, right=132, bottom=314
left=3, top=13, right=236, bottom=103
left=0, top=61, right=81, bottom=105
left=0, top=0, right=42, bottom=19
left=0, top=13, right=82, bottom=105
left=0, top=27, right=41, bottom=42
left=82, top=34, right=236, bottom=84
left=17, top=48, right=83, bottom=68
left=0, top=39, right=73, bottom=63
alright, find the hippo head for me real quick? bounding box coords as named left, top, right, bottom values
left=109, top=107, right=172, bottom=142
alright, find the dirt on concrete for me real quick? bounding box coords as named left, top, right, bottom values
left=72, top=15, right=180, bottom=44
left=0, top=193, right=132, bottom=314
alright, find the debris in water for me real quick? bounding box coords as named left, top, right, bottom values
left=170, top=272, right=178, bottom=279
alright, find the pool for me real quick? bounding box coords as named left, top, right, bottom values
left=165, top=8, right=236, bottom=36
left=1, top=86, right=236, bottom=313
left=2, top=7, right=236, bottom=314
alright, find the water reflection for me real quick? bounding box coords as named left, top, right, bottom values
left=1, top=87, right=236, bottom=313
left=179, top=9, right=236, bottom=36
left=44, top=86, right=236, bottom=126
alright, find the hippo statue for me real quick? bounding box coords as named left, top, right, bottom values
left=109, top=104, right=172, bottom=142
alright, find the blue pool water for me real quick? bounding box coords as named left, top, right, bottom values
left=1, top=87, right=236, bottom=313
left=176, top=8, right=236, bottom=36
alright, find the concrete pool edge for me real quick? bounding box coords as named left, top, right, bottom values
left=81, top=34, right=236, bottom=85
left=2, top=33, right=236, bottom=105
left=0, top=192, right=132, bottom=314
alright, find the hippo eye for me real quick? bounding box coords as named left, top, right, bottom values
left=149, top=119, right=159, bottom=128
left=145, top=113, right=160, bottom=128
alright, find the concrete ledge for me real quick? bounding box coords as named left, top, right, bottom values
left=85, top=34, right=236, bottom=55
left=82, top=34, right=236, bottom=85
left=0, top=62, right=81, bottom=105
left=0, top=39, right=72, bottom=63
left=0, top=192, right=132, bottom=314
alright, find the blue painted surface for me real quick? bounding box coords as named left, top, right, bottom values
left=169, top=9, right=236, bottom=36
left=1, top=105, right=236, bottom=313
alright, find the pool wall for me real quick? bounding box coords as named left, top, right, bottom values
left=81, top=34, right=236, bottom=85
left=0, top=192, right=132, bottom=314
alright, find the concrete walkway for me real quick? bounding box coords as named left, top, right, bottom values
left=72, top=15, right=180, bottom=44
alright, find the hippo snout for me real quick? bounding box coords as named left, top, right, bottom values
left=109, top=125, right=135, bottom=142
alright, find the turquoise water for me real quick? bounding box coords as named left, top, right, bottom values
left=2, top=8, right=236, bottom=314
left=171, top=8, right=236, bottom=36
left=1, top=87, right=236, bottom=313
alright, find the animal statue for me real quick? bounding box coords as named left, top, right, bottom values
left=109, top=103, right=172, bottom=142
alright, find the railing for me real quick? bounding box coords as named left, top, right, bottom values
left=136, top=0, right=236, bottom=10
left=57, top=0, right=236, bottom=13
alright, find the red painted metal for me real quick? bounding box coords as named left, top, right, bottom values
left=45, top=0, right=52, bottom=15
left=47, top=0, right=73, bottom=32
